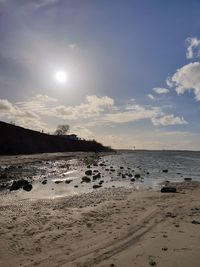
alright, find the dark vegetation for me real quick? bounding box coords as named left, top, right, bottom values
left=0, top=121, right=113, bottom=155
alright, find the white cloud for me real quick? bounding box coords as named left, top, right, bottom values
left=0, top=94, right=187, bottom=132
left=0, top=99, right=14, bottom=112
left=71, top=126, right=94, bottom=140
left=32, top=94, right=58, bottom=103
left=147, top=94, right=156, bottom=100
left=54, top=95, right=115, bottom=119
left=152, top=114, right=187, bottom=126
left=186, top=37, right=200, bottom=59
left=83, top=104, right=163, bottom=125
left=167, top=62, right=200, bottom=101
left=86, top=95, right=114, bottom=107
left=0, top=98, right=45, bottom=131
left=17, top=94, right=58, bottom=113
left=153, top=87, right=169, bottom=94
left=1, top=95, right=115, bottom=123
left=102, top=106, right=160, bottom=124
left=0, top=99, right=39, bottom=119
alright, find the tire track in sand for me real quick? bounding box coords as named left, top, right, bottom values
left=59, top=208, right=161, bottom=267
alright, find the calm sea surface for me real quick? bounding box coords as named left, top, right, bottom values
left=1, top=150, right=200, bottom=201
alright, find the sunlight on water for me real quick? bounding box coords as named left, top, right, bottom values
left=1, top=151, right=200, bottom=202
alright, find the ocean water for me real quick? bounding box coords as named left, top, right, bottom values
left=1, top=150, right=200, bottom=201
left=106, top=150, right=200, bottom=186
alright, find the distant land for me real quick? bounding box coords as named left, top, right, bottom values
left=0, top=121, right=113, bottom=155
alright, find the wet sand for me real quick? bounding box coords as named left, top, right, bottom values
left=0, top=180, right=200, bottom=267
left=0, top=152, right=104, bottom=165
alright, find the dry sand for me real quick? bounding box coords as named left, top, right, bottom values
left=0, top=180, right=200, bottom=267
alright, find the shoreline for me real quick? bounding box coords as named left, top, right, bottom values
left=0, top=181, right=199, bottom=267
left=0, top=151, right=115, bottom=166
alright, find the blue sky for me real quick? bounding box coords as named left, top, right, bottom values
left=1, top=0, right=200, bottom=149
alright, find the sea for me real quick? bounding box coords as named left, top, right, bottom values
left=1, top=150, right=200, bottom=201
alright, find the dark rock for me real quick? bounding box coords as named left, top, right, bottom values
left=149, top=259, right=156, bottom=266
left=134, top=174, right=141, bottom=179
left=93, top=170, right=99, bottom=173
left=162, top=169, right=168, bottom=173
left=130, top=178, right=135, bottom=182
left=65, top=179, right=72, bottom=184
left=81, top=176, right=91, bottom=183
left=10, top=179, right=32, bottom=192
left=120, top=166, right=124, bottom=169
left=93, top=173, right=101, bottom=180
left=184, top=177, right=192, bottom=181
left=42, top=179, right=47, bottom=185
left=161, top=186, right=176, bottom=193
left=54, top=180, right=63, bottom=184
left=93, top=184, right=102, bottom=189
left=146, top=172, right=150, bottom=175
left=87, top=165, right=91, bottom=168
left=191, top=220, right=200, bottom=224
left=122, top=174, right=126, bottom=178
left=23, top=183, right=32, bottom=192
left=0, top=172, right=10, bottom=180
left=128, top=173, right=133, bottom=177
left=85, top=170, right=92, bottom=176
left=74, top=185, right=78, bottom=188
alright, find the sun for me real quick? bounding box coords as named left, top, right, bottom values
left=55, top=70, right=67, bottom=83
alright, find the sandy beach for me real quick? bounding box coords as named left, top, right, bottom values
left=1, top=0, right=200, bottom=266
left=0, top=169, right=200, bottom=267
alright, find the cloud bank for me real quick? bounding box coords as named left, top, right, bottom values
left=0, top=94, right=187, bottom=134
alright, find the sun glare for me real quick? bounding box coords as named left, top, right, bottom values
left=55, top=70, right=67, bottom=83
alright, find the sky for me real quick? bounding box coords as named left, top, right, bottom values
left=1, top=0, right=200, bottom=150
